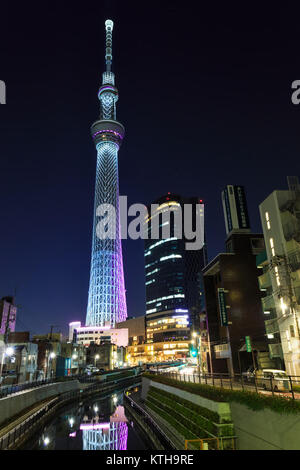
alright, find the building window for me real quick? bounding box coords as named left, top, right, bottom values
left=265, top=212, right=271, bottom=230
left=290, top=324, right=295, bottom=338
left=275, top=266, right=280, bottom=286
left=270, top=238, right=275, bottom=257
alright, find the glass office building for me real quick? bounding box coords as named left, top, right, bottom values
left=144, top=193, right=207, bottom=352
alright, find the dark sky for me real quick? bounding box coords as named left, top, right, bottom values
left=0, top=1, right=299, bottom=336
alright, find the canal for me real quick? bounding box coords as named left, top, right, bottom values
left=24, top=387, right=148, bottom=450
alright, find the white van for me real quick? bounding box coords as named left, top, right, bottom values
left=255, top=369, right=291, bottom=392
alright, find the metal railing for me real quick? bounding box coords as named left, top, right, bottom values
left=147, top=370, right=300, bottom=400
left=184, top=437, right=236, bottom=450
left=0, top=374, right=142, bottom=450
left=124, top=391, right=176, bottom=450
left=0, top=368, right=140, bottom=398
left=0, top=375, right=80, bottom=399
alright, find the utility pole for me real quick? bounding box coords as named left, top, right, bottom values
left=49, top=324, right=60, bottom=340
left=0, top=299, right=17, bottom=382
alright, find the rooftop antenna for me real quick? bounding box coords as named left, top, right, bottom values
left=105, top=19, right=114, bottom=72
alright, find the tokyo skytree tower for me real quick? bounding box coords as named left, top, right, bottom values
left=86, top=19, right=127, bottom=327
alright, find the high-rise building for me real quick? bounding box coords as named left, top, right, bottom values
left=0, top=296, right=17, bottom=338
left=203, top=186, right=267, bottom=375
left=258, top=176, right=300, bottom=376
left=222, top=185, right=250, bottom=236
left=144, top=193, right=207, bottom=360
left=86, top=20, right=127, bottom=328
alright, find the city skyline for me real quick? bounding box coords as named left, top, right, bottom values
left=0, top=2, right=299, bottom=335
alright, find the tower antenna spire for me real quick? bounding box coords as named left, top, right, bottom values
left=105, top=19, right=114, bottom=72
left=86, top=19, right=127, bottom=328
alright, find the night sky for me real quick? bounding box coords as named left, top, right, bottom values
left=0, top=1, right=299, bottom=336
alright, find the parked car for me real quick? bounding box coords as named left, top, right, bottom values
left=255, top=369, right=291, bottom=392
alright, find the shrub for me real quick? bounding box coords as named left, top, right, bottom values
left=143, top=373, right=300, bottom=415
left=148, top=386, right=234, bottom=437
left=145, top=398, right=207, bottom=440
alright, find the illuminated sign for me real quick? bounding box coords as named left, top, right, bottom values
left=218, top=288, right=228, bottom=326
left=245, top=336, right=252, bottom=353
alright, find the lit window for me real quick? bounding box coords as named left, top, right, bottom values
left=160, top=254, right=182, bottom=262
left=148, top=237, right=178, bottom=251
left=270, top=238, right=275, bottom=256
left=275, top=267, right=280, bottom=286
left=280, top=298, right=287, bottom=315
left=265, top=212, right=271, bottom=230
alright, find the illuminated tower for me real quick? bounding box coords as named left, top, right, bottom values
left=86, top=19, right=127, bottom=327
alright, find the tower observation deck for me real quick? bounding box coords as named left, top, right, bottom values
left=86, top=19, right=127, bottom=327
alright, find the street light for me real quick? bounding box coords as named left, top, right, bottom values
left=46, top=351, right=56, bottom=379
left=5, top=347, right=14, bottom=356
left=191, top=332, right=202, bottom=375
left=94, top=354, right=99, bottom=367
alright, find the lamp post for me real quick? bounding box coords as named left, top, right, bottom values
left=72, top=353, right=78, bottom=376
left=46, top=351, right=56, bottom=379
left=192, top=332, right=202, bottom=375
left=94, top=354, right=99, bottom=368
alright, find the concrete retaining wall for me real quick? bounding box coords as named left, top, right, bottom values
left=142, top=377, right=300, bottom=450
left=0, top=380, right=80, bottom=426
left=230, top=402, right=300, bottom=450
left=141, top=377, right=232, bottom=422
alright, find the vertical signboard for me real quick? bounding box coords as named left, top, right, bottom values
left=218, top=288, right=228, bottom=326
left=222, top=187, right=233, bottom=234
left=234, top=185, right=250, bottom=230
left=245, top=336, right=252, bottom=352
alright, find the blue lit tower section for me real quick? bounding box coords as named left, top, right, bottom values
left=86, top=20, right=127, bottom=327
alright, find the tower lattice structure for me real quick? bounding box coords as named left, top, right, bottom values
left=86, top=19, right=127, bottom=327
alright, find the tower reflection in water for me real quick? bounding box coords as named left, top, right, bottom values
left=80, top=405, right=128, bottom=450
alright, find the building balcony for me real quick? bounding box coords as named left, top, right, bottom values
left=283, top=221, right=300, bottom=244
left=268, top=342, right=283, bottom=359
left=287, top=250, right=300, bottom=272
left=261, top=294, right=275, bottom=311
left=279, top=197, right=300, bottom=214
left=265, top=318, right=280, bottom=335
left=256, top=250, right=268, bottom=268
left=214, top=343, right=231, bottom=359
left=258, top=270, right=272, bottom=290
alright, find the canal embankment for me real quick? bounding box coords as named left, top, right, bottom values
left=142, top=373, right=300, bottom=450
left=140, top=375, right=235, bottom=450
left=0, top=370, right=141, bottom=449
left=0, top=380, right=80, bottom=427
